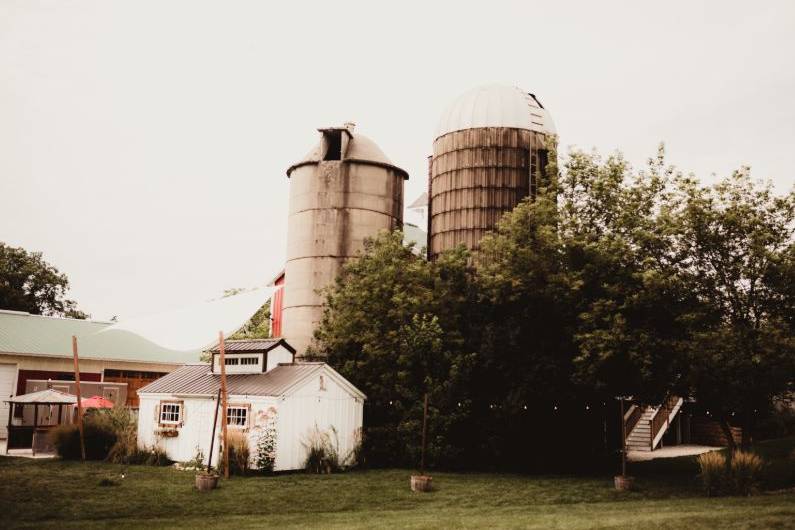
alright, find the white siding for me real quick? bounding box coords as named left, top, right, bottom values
left=0, top=363, right=18, bottom=438
left=137, top=393, right=279, bottom=468
left=136, top=366, right=363, bottom=472
left=274, top=367, right=363, bottom=471
left=266, top=346, right=293, bottom=371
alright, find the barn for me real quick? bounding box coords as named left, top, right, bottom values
left=136, top=338, right=365, bottom=472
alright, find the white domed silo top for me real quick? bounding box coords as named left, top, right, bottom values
left=436, top=84, right=556, bottom=139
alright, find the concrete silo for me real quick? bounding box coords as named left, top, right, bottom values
left=283, top=123, right=408, bottom=357
left=429, top=84, right=557, bottom=260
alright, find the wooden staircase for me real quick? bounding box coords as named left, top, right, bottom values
left=624, top=396, right=684, bottom=452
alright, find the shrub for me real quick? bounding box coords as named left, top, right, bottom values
left=731, top=450, right=764, bottom=496
left=50, top=415, right=117, bottom=460
left=144, top=445, right=173, bottom=466
left=106, top=408, right=138, bottom=465
left=219, top=430, right=250, bottom=476
left=255, top=424, right=277, bottom=474
left=302, top=426, right=341, bottom=474
left=697, top=451, right=727, bottom=496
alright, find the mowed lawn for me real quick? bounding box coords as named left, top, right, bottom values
left=2, top=438, right=794, bottom=529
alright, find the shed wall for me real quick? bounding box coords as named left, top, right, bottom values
left=275, top=370, right=363, bottom=470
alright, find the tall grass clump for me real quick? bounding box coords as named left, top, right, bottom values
left=731, top=450, right=764, bottom=496
left=49, top=413, right=117, bottom=460
left=302, top=426, right=341, bottom=474
left=105, top=406, right=138, bottom=464
left=220, top=430, right=250, bottom=475
left=697, top=451, right=727, bottom=496
left=698, top=449, right=765, bottom=496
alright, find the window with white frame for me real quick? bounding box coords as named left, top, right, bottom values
left=240, top=356, right=258, bottom=366
left=159, top=402, right=182, bottom=425
left=224, top=357, right=240, bottom=365
left=227, top=406, right=248, bottom=428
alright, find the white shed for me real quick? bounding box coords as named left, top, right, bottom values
left=136, top=339, right=365, bottom=471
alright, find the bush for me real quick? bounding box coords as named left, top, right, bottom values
left=105, top=407, right=138, bottom=464
left=697, top=451, right=727, bottom=496
left=302, top=426, right=341, bottom=474
left=115, top=445, right=171, bottom=466
left=731, top=450, right=764, bottom=496
left=255, top=424, right=277, bottom=474
left=50, top=415, right=117, bottom=460
left=219, top=430, right=250, bottom=476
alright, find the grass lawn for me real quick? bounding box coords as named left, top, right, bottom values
left=1, top=438, right=794, bottom=529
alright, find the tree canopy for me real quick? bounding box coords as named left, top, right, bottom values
left=312, top=146, right=795, bottom=468
left=0, top=242, right=87, bottom=318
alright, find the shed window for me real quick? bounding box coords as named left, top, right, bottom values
left=160, top=403, right=182, bottom=424
left=224, top=358, right=239, bottom=366
left=227, top=406, right=248, bottom=428
left=240, top=357, right=258, bottom=366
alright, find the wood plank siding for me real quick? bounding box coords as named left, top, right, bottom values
left=429, top=127, right=551, bottom=260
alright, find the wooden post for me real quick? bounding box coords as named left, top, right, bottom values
left=620, top=399, right=626, bottom=477
left=72, top=336, right=86, bottom=462
left=206, top=388, right=221, bottom=474
left=219, top=331, right=230, bottom=479
left=420, top=393, right=428, bottom=476
left=5, top=403, right=10, bottom=454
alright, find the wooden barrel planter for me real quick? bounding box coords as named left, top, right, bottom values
left=195, top=473, right=219, bottom=492
left=614, top=475, right=635, bottom=491
left=411, top=475, right=433, bottom=492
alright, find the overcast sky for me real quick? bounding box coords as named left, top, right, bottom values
left=1, top=0, right=793, bottom=321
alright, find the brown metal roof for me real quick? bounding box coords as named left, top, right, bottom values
left=5, top=388, right=77, bottom=404
left=206, top=338, right=295, bottom=354
left=138, top=362, right=324, bottom=397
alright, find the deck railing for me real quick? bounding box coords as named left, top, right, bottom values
left=624, top=404, right=642, bottom=437
left=649, top=395, right=680, bottom=448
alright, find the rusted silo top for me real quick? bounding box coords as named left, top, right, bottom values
left=436, top=84, right=556, bottom=139
left=286, top=126, right=408, bottom=180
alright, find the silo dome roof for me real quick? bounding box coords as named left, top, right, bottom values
left=287, top=132, right=408, bottom=179
left=436, top=84, right=556, bottom=139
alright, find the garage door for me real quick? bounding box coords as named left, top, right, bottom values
left=0, top=364, right=17, bottom=439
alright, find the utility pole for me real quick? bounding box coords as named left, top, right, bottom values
left=620, top=398, right=626, bottom=477
left=72, top=336, right=86, bottom=462
left=219, top=331, right=230, bottom=479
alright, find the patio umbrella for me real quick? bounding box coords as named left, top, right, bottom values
left=81, top=395, right=115, bottom=409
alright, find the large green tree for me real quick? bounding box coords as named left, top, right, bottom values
left=311, top=231, right=478, bottom=467
left=0, top=242, right=87, bottom=318
left=675, top=169, right=795, bottom=448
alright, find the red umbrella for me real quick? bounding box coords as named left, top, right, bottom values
left=81, top=395, right=115, bottom=409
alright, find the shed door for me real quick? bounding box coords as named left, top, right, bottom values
left=0, top=363, right=18, bottom=439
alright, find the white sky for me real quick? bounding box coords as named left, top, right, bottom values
left=1, top=0, right=794, bottom=320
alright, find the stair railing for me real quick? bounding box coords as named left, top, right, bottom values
left=624, top=403, right=642, bottom=439
left=649, top=395, right=679, bottom=449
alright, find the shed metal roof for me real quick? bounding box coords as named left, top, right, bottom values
left=207, top=338, right=295, bottom=354
left=138, top=363, right=328, bottom=397
left=5, top=388, right=77, bottom=404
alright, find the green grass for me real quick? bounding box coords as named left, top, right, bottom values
left=1, top=438, right=794, bottom=529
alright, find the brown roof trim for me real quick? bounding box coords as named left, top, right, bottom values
left=207, top=338, right=296, bottom=355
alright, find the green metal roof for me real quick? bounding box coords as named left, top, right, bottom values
left=0, top=310, right=198, bottom=365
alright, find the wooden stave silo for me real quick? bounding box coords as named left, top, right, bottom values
left=429, top=126, right=550, bottom=260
